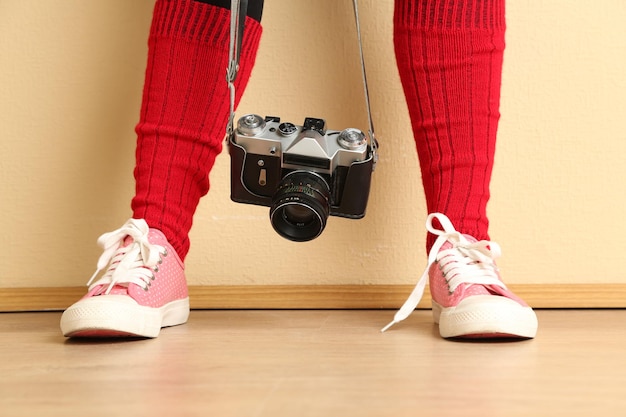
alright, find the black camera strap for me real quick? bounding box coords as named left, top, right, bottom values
left=225, top=0, right=379, bottom=169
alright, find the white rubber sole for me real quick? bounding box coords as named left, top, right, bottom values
left=60, top=295, right=190, bottom=338
left=432, top=295, right=538, bottom=339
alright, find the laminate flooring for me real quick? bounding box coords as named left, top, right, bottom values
left=1, top=309, right=624, bottom=417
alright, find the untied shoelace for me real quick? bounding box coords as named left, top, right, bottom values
left=86, top=219, right=166, bottom=294
left=381, top=213, right=506, bottom=332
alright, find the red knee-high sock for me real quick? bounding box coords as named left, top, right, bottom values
left=131, top=0, right=262, bottom=260
left=393, top=0, right=505, bottom=250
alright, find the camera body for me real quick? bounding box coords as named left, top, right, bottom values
left=229, top=114, right=375, bottom=241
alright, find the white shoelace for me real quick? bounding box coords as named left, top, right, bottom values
left=86, top=219, right=166, bottom=294
left=381, top=213, right=506, bottom=332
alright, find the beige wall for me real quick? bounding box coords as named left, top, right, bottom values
left=1, top=0, right=625, bottom=289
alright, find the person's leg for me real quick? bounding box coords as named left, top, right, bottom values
left=61, top=0, right=263, bottom=338
left=132, top=0, right=263, bottom=260
left=394, top=0, right=503, bottom=251
left=387, top=0, right=537, bottom=338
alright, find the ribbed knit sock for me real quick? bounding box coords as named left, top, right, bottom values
left=131, top=0, right=262, bottom=260
left=393, top=0, right=505, bottom=250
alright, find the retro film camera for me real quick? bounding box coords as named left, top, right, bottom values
left=229, top=114, right=376, bottom=242
left=225, top=0, right=378, bottom=242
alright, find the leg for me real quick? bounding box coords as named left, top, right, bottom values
left=132, top=0, right=263, bottom=260
left=394, top=0, right=504, bottom=250
left=385, top=0, right=538, bottom=339
left=61, top=0, right=263, bottom=338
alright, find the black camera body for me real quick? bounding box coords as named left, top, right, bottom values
left=229, top=114, right=375, bottom=241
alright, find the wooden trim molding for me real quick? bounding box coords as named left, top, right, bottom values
left=1, top=284, right=625, bottom=312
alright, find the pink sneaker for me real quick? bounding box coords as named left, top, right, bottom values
left=382, top=213, right=538, bottom=339
left=60, top=219, right=189, bottom=338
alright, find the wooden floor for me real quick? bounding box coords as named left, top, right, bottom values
left=1, top=309, right=625, bottom=417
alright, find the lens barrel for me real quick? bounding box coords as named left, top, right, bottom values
left=269, top=171, right=330, bottom=242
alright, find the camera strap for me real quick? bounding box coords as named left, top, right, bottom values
left=225, top=0, right=379, bottom=169
left=226, top=0, right=248, bottom=139
left=351, top=0, right=379, bottom=168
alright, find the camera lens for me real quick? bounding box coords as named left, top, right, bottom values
left=270, top=171, right=330, bottom=242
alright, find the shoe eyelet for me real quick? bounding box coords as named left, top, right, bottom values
left=153, top=265, right=159, bottom=273
left=162, top=248, right=168, bottom=257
